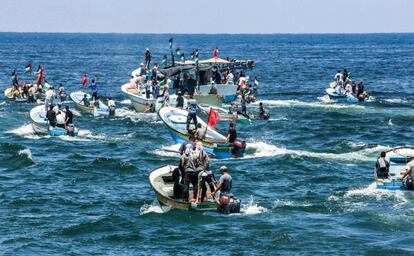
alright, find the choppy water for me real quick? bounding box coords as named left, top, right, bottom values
left=1, top=33, right=414, bottom=255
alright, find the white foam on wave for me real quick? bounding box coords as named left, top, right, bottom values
left=139, top=201, right=171, bottom=215
left=18, top=148, right=33, bottom=160
left=153, top=144, right=181, bottom=157
left=382, top=98, right=411, bottom=104
left=344, top=141, right=367, bottom=149
left=389, top=119, right=394, bottom=126
left=115, top=107, right=157, bottom=123
left=0, top=101, right=6, bottom=106
left=6, top=124, right=42, bottom=140
left=243, top=141, right=286, bottom=159
left=255, top=99, right=365, bottom=110
left=240, top=196, right=268, bottom=215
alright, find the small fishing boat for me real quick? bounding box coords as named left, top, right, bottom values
left=29, top=105, right=79, bottom=136
left=158, top=106, right=246, bottom=159
left=198, top=104, right=251, bottom=125
left=325, top=82, right=366, bottom=103
left=121, top=83, right=157, bottom=113
left=149, top=165, right=241, bottom=213
left=4, top=82, right=50, bottom=102
left=375, top=146, right=414, bottom=191
left=149, top=165, right=217, bottom=211
left=70, top=91, right=110, bottom=117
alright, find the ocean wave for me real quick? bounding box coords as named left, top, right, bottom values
left=6, top=124, right=42, bottom=140
left=255, top=99, right=365, bottom=110
left=152, top=144, right=181, bottom=157
left=18, top=148, right=33, bottom=161
left=115, top=107, right=157, bottom=123
left=382, top=98, right=411, bottom=104
left=140, top=201, right=171, bottom=215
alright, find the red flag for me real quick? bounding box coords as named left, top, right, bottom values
left=208, top=107, right=220, bottom=129
left=82, top=73, right=87, bottom=86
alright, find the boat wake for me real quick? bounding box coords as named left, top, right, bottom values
left=115, top=107, right=157, bottom=123
left=240, top=196, right=268, bottom=215
left=152, top=144, right=181, bottom=157
left=139, top=201, right=171, bottom=215
left=255, top=99, right=365, bottom=110
left=6, top=124, right=42, bottom=140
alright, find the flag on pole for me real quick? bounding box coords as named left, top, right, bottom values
left=208, top=107, right=220, bottom=129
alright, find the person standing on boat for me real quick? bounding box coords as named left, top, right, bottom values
left=107, top=97, right=116, bottom=116
left=11, top=69, right=19, bottom=86
left=186, top=95, right=198, bottom=131
left=401, top=158, right=414, bottom=189
left=145, top=48, right=151, bottom=69
left=357, top=81, right=365, bottom=97
left=180, top=147, right=198, bottom=201
left=89, top=79, right=98, bottom=101
left=65, top=106, right=73, bottom=125
left=334, top=70, right=342, bottom=85
left=176, top=91, right=184, bottom=109
left=212, top=166, right=232, bottom=197
left=144, top=80, right=151, bottom=99
left=46, top=105, right=57, bottom=127
left=213, top=47, right=219, bottom=59
left=375, top=151, right=390, bottom=179
left=179, top=135, right=196, bottom=155
left=226, top=122, right=237, bottom=144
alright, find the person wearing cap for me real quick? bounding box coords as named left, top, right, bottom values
left=145, top=48, right=151, bottom=69
left=212, top=166, right=232, bottom=197
left=180, top=145, right=197, bottom=201
left=176, top=91, right=184, bottom=109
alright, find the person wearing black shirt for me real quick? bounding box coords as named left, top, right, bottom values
left=65, top=106, right=73, bottom=125
left=227, top=123, right=237, bottom=144
left=46, top=105, right=56, bottom=127
left=176, top=92, right=184, bottom=109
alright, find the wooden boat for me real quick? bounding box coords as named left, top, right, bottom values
left=375, top=146, right=414, bottom=191
left=70, top=91, right=110, bottom=117
left=158, top=106, right=246, bottom=159
left=30, top=105, right=79, bottom=136
left=121, top=83, right=157, bottom=112
left=149, top=165, right=217, bottom=211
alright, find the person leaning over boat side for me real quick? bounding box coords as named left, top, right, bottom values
left=375, top=151, right=390, bottom=179
left=145, top=48, right=151, bottom=69
left=176, top=91, right=184, bottom=109
left=211, top=166, right=232, bottom=197
left=89, top=79, right=98, bottom=101
left=46, top=105, right=57, bottom=127
left=226, top=122, right=237, bottom=144
left=180, top=147, right=198, bottom=201
left=65, top=106, right=73, bottom=125
left=186, top=95, right=198, bottom=131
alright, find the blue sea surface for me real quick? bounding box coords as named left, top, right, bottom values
left=1, top=33, right=414, bottom=255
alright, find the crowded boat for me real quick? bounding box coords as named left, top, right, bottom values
left=326, top=69, right=368, bottom=103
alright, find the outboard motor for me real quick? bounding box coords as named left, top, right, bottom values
left=217, top=193, right=241, bottom=214
left=405, top=177, right=414, bottom=191
left=231, top=139, right=246, bottom=156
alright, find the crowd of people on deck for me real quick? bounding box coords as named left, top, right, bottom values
left=9, top=65, right=50, bottom=102
left=171, top=135, right=233, bottom=203
left=332, top=69, right=368, bottom=101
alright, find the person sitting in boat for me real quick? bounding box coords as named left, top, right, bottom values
left=195, top=123, right=206, bottom=140
left=259, top=102, right=269, bottom=119
left=176, top=91, right=184, bottom=109
left=334, top=70, right=342, bottom=85
left=226, top=122, right=237, bottom=144
left=21, top=83, right=29, bottom=98
left=209, top=83, right=218, bottom=95
left=65, top=106, right=73, bottom=125
left=89, top=79, right=98, bottom=101
left=46, top=105, right=57, bottom=127
left=80, top=94, right=90, bottom=107
left=56, top=110, right=66, bottom=129
left=186, top=95, right=198, bottom=131
left=107, top=97, right=116, bottom=116
left=180, top=147, right=198, bottom=202
left=375, top=151, right=390, bottom=179
left=211, top=166, right=232, bottom=198
left=401, top=157, right=414, bottom=190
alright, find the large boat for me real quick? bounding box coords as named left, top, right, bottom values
left=29, top=105, right=79, bottom=136
left=158, top=106, right=246, bottom=159
left=70, top=91, right=110, bottom=117
left=149, top=165, right=217, bottom=211
left=375, top=146, right=414, bottom=191
left=121, top=83, right=157, bottom=113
